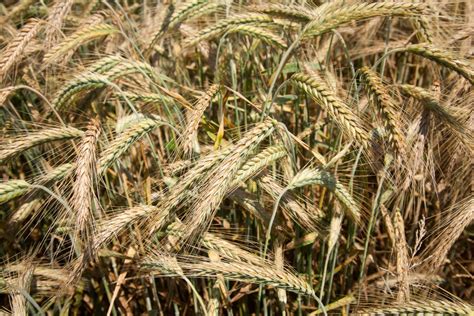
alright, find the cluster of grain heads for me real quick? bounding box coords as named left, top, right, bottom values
left=45, top=0, right=74, bottom=46
left=178, top=118, right=278, bottom=245
left=1, top=0, right=472, bottom=313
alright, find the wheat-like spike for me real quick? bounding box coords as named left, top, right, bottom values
left=360, top=67, right=406, bottom=156
left=0, top=0, right=36, bottom=25
left=291, top=72, right=370, bottom=146
left=169, top=0, right=210, bottom=28
left=288, top=168, right=361, bottom=223
left=0, top=19, right=41, bottom=83
left=0, top=87, right=16, bottom=106
left=0, top=180, right=30, bottom=204
left=116, top=92, right=175, bottom=106
left=8, top=263, right=34, bottom=316
left=231, top=145, right=287, bottom=187
left=52, top=73, right=111, bottom=110
left=398, top=84, right=473, bottom=147
left=9, top=198, right=43, bottom=224
left=45, top=0, right=74, bottom=45
left=226, top=25, right=287, bottom=48
left=179, top=2, right=221, bottom=23
left=166, top=221, right=264, bottom=265
left=87, top=55, right=124, bottom=74
left=184, top=13, right=274, bottom=47
left=163, top=160, right=193, bottom=176
left=355, top=299, right=474, bottom=315
left=97, top=117, right=164, bottom=175
left=412, top=17, right=434, bottom=43
left=145, top=121, right=277, bottom=245
left=53, top=59, right=160, bottom=109
left=70, top=119, right=101, bottom=252
left=420, top=198, right=474, bottom=272
left=258, top=172, right=323, bottom=232
left=4, top=163, right=74, bottom=208
left=180, top=84, right=220, bottom=156
left=103, top=59, right=160, bottom=81
left=93, top=205, right=155, bottom=253
left=93, top=205, right=262, bottom=266
left=401, top=44, right=474, bottom=84
left=40, top=163, right=75, bottom=184
left=144, top=0, right=219, bottom=56
left=0, top=126, right=84, bottom=163
left=303, top=2, right=427, bottom=38
left=43, top=23, right=118, bottom=65
left=394, top=209, right=410, bottom=302
left=143, top=255, right=315, bottom=296
left=250, top=3, right=314, bottom=22
left=178, top=119, right=277, bottom=245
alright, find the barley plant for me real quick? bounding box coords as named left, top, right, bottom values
left=0, top=0, right=473, bottom=314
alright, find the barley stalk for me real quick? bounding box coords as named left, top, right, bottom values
left=93, top=205, right=155, bottom=253
left=0, top=126, right=84, bottom=163
left=398, top=84, right=473, bottom=147
left=355, top=299, right=474, bottom=315
left=0, top=180, right=30, bottom=204
left=45, top=0, right=74, bottom=45
left=180, top=84, right=220, bottom=156
left=184, top=14, right=274, bottom=47
left=401, top=44, right=474, bottom=84
left=226, top=25, right=287, bottom=48
left=145, top=147, right=233, bottom=237
left=394, top=209, right=410, bottom=302
left=97, top=117, right=164, bottom=175
left=250, top=3, right=315, bottom=22
left=303, top=2, right=427, bottom=38
left=0, top=19, right=41, bottom=83
left=116, top=92, right=175, bottom=106
left=231, top=145, right=287, bottom=187
left=360, top=67, right=406, bottom=156
left=144, top=0, right=216, bottom=56
left=288, top=167, right=361, bottom=223
left=143, top=255, right=315, bottom=296
left=291, top=72, right=369, bottom=147
left=53, top=59, right=159, bottom=110
left=71, top=119, right=101, bottom=251
left=44, top=23, right=118, bottom=66
left=258, top=173, right=324, bottom=232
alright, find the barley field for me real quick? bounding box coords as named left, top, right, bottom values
left=0, top=0, right=473, bottom=314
